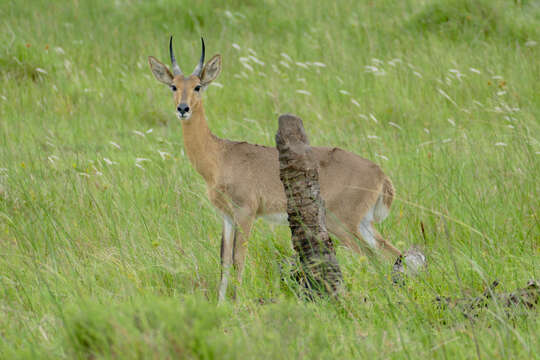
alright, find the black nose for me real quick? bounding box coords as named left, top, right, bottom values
left=177, top=103, right=190, bottom=115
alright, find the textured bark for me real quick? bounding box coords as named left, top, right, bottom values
left=275, top=114, right=342, bottom=297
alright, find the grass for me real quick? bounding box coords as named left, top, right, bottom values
left=0, top=0, right=539, bottom=358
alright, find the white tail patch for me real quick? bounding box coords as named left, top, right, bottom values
left=358, top=207, right=377, bottom=248
left=373, top=194, right=389, bottom=223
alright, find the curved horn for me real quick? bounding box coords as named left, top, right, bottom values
left=192, top=37, right=205, bottom=77
left=169, top=36, right=182, bottom=76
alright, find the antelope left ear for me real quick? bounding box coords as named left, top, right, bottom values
left=200, top=54, right=222, bottom=90
left=148, top=56, right=174, bottom=85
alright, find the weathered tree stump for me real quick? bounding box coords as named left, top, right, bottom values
left=436, top=280, right=539, bottom=318
left=275, top=113, right=343, bottom=298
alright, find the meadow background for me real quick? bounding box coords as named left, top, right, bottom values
left=1, top=0, right=539, bottom=358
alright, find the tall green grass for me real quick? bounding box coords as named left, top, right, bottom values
left=1, top=0, right=539, bottom=358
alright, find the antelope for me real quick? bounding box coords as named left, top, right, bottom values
left=148, top=37, right=404, bottom=302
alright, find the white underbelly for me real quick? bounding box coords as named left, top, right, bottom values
left=260, top=213, right=289, bottom=225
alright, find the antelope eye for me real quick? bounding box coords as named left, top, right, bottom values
left=194, top=85, right=201, bottom=92
left=170, top=85, right=177, bottom=91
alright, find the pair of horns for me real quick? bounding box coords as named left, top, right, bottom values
left=169, top=36, right=205, bottom=77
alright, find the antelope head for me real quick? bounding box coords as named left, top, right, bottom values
left=148, top=37, right=222, bottom=121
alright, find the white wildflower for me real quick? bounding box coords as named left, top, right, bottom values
left=367, top=135, right=380, bottom=139
left=247, top=48, right=257, bottom=56
left=135, top=163, right=145, bottom=170
left=497, top=91, right=506, bottom=96
left=211, top=82, right=224, bottom=88
left=158, top=150, right=171, bottom=160
left=103, top=158, right=115, bottom=165
left=35, top=68, right=47, bottom=74
left=351, top=99, right=360, bottom=107
left=525, top=40, right=537, bottom=47
left=312, top=62, right=326, bottom=68
left=369, top=113, right=378, bottom=123
left=365, top=65, right=385, bottom=76
left=133, top=130, right=145, bottom=137
left=109, top=141, right=121, bottom=149
left=47, top=155, right=59, bottom=163
left=388, top=58, right=402, bottom=67
left=473, top=100, right=484, bottom=107
left=419, top=140, right=435, bottom=147
left=424, top=128, right=430, bottom=134
left=279, top=61, right=290, bottom=69
left=495, top=142, right=507, bottom=147
left=135, top=158, right=150, bottom=163
left=469, top=68, right=481, bottom=74
left=0, top=95, right=6, bottom=101
left=388, top=122, right=402, bottom=130
left=232, top=43, right=241, bottom=50
left=375, top=153, right=388, bottom=161
left=364, top=65, right=378, bottom=72
left=437, top=88, right=457, bottom=106
left=295, top=89, right=311, bottom=96
left=295, top=62, right=308, bottom=69
left=241, top=63, right=253, bottom=72
left=413, top=71, right=423, bottom=78
left=146, top=128, right=153, bottom=134
left=447, top=118, right=456, bottom=126
left=249, top=55, right=265, bottom=66
left=280, top=53, right=292, bottom=62
left=442, top=138, right=452, bottom=143
left=77, top=172, right=90, bottom=178
left=492, top=75, right=503, bottom=80
left=54, top=47, right=65, bottom=54
left=358, top=114, right=368, bottom=120
left=449, top=69, right=465, bottom=80
left=339, top=90, right=350, bottom=95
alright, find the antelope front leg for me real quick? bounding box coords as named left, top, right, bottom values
left=232, top=211, right=254, bottom=298
left=218, top=215, right=235, bottom=303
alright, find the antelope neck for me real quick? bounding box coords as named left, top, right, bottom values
left=180, top=104, right=221, bottom=184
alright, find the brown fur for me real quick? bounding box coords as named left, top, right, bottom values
left=149, top=46, right=401, bottom=301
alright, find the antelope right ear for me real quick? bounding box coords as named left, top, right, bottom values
left=200, top=54, right=222, bottom=89
left=148, top=56, right=174, bottom=85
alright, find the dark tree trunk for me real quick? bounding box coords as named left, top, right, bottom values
left=275, top=113, right=342, bottom=298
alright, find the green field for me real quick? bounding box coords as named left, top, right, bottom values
left=1, top=0, right=539, bottom=358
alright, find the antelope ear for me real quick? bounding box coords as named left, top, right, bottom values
left=200, top=54, right=222, bottom=90
left=148, top=56, right=174, bottom=85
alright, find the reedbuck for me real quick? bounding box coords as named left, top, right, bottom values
left=149, top=37, right=403, bottom=302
